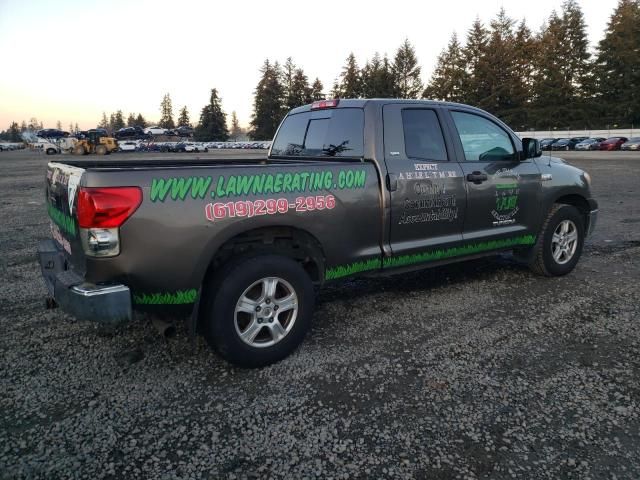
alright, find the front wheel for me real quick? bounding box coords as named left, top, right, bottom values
left=527, top=204, right=585, bottom=276
left=202, top=255, right=315, bottom=367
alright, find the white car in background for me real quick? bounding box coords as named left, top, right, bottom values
left=183, top=142, right=209, bottom=152
left=118, top=141, right=138, bottom=152
left=144, top=126, right=168, bottom=135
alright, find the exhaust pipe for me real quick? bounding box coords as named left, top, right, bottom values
left=151, top=317, right=176, bottom=338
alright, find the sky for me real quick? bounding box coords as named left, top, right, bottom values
left=0, top=0, right=619, bottom=130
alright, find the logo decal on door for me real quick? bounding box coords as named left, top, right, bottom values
left=491, top=168, right=520, bottom=226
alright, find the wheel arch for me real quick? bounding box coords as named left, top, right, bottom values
left=198, top=225, right=326, bottom=288
left=553, top=193, right=591, bottom=229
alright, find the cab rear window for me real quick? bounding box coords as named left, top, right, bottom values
left=271, top=109, right=364, bottom=158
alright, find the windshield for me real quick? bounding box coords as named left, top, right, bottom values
left=271, top=108, right=364, bottom=158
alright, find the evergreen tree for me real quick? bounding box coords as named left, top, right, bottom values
left=331, top=79, right=341, bottom=99
left=249, top=59, right=285, bottom=140
left=8, top=122, right=21, bottom=142
left=68, top=122, right=74, bottom=133
left=194, top=88, right=229, bottom=141
left=531, top=11, right=573, bottom=128
left=28, top=118, right=40, bottom=130
left=56, top=120, right=62, bottom=130
left=289, top=68, right=313, bottom=108
left=112, top=110, right=125, bottom=130
left=509, top=20, right=537, bottom=128
left=20, top=121, right=27, bottom=132
left=362, top=52, right=397, bottom=98
left=477, top=9, right=520, bottom=120
left=159, top=93, right=175, bottom=129
left=230, top=111, right=242, bottom=140
left=424, top=33, right=467, bottom=102
left=126, top=113, right=136, bottom=127
left=393, top=39, right=423, bottom=98
left=282, top=57, right=297, bottom=110
left=461, top=18, right=491, bottom=106
left=311, top=78, right=324, bottom=100
left=98, top=112, right=108, bottom=129
left=177, top=106, right=191, bottom=127
left=135, top=114, right=147, bottom=128
left=337, top=53, right=363, bottom=98
left=594, top=0, right=640, bottom=126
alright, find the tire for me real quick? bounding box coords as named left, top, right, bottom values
left=45, top=148, right=56, bottom=155
left=95, top=145, right=107, bottom=155
left=204, top=148, right=209, bottom=152
left=73, top=145, right=85, bottom=155
left=202, top=255, right=315, bottom=368
left=527, top=204, right=585, bottom=276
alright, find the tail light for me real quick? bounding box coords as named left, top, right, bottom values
left=311, top=99, right=339, bottom=110
left=77, top=187, right=142, bottom=257
left=78, top=187, right=142, bottom=228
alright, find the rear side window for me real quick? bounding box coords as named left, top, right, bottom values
left=271, top=109, right=364, bottom=158
left=450, top=111, right=516, bottom=162
left=401, top=109, right=448, bottom=161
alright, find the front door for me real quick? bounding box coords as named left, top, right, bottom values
left=444, top=109, right=541, bottom=242
left=382, top=104, right=466, bottom=260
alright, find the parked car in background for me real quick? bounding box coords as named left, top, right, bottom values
left=183, top=142, right=208, bottom=152
left=599, top=137, right=628, bottom=151
left=575, top=138, right=606, bottom=151
left=118, top=141, right=138, bottom=152
left=144, top=126, right=169, bottom=135
left=115, top=126, right=149, bottom=140
left=174, top=126, right=194, bottom=137
left=540, top=138, right=557, bottom=150
left=620, top=137, right=640, bottom=151
left=37, top=129, right=69, bottom=139
left=551, top=137, right=589, bottom=151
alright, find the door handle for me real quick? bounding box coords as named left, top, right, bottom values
left=386, top=173, right=398, bottom=192
left=466, top=171, right=488, bottom=184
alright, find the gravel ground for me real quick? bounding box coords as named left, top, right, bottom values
left=0, top=149, right=639, bottom=480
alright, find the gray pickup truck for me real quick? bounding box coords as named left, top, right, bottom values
left=38, top=99, right=598, bottom=367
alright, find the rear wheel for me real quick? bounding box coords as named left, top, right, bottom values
left=202, top=255, right=314, bottom=368
left=45, top=148, right=56, bottom=155
left=95, top=145, right=107, bottom=155
left=527, top=204, right=585, bottom=276
left=73, top=145, right=85, bottom=155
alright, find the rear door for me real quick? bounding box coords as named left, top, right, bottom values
left=443, top=109, right=541, bottom=241
left=382, top=104, right=466, bottom=258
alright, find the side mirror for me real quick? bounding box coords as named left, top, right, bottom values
left=521, top=138, right=542, bottom=159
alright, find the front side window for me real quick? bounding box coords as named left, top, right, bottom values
left=401, top=109, right=448, bottom=161
left=271, top=108, right=364, bottom=158
left=450, top=111, right=516, bottom=162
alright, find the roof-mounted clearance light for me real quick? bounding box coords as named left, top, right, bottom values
left=311, top=99, right=340, bottom=110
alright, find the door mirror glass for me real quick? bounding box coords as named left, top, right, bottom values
left=521, top=138, right=542, bottom=159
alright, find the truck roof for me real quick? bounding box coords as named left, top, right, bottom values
left=288, top=98, right=483, bottom=115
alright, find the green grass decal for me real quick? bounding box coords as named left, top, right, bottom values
left=496, top=183, right=518, bottom=190
left=382, top=235, right=536, bottom=269
left=47, top=204, right=76, bottom=236
left=325, top=235, right=536, bottom=280
left=325, top=258, right=381, bottom=280
left=133, top=289, right=197, bottom=305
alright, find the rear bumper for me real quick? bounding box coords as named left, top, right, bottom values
left=37, top=240, right=132, bottom=324
left=586, top=198, right=598, bottom=238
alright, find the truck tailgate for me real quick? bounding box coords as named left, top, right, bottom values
left=46, top=162, right=85, bottom=272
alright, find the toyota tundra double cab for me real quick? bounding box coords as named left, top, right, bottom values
left=38, top=99, right=598, bottom=367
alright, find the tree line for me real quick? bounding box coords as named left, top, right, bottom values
left=247, top=0, right=639, bottom=138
